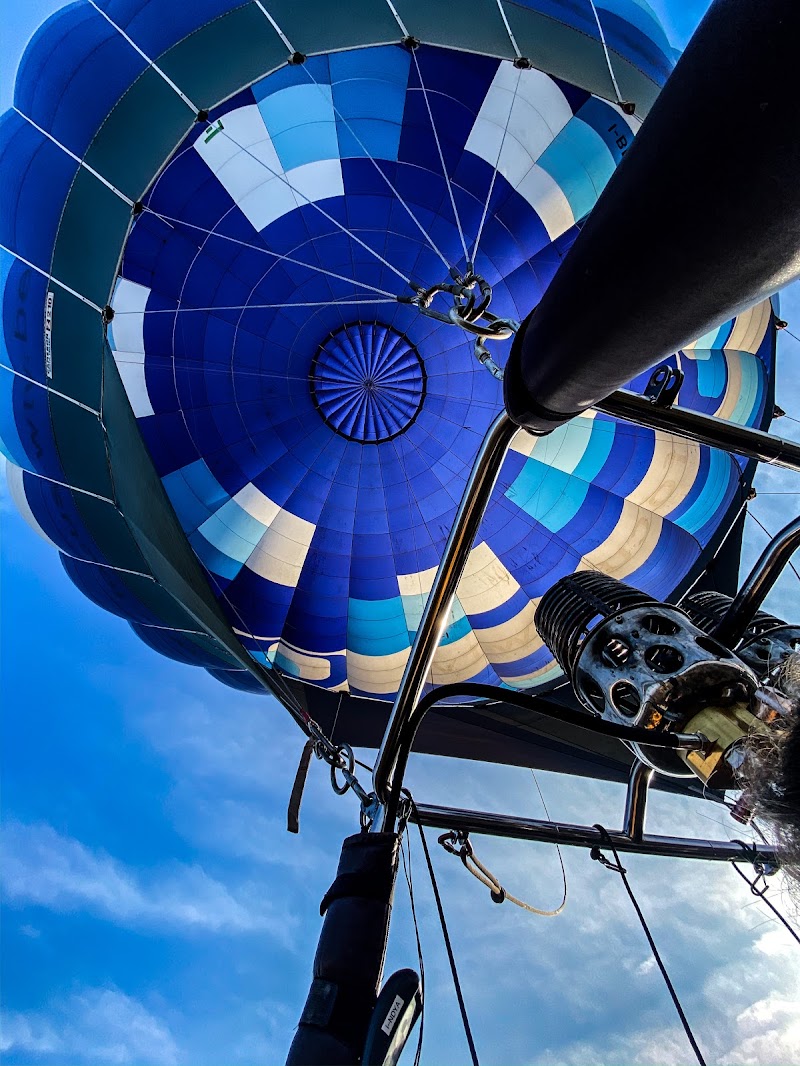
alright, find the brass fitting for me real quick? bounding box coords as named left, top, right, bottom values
left=679, top=702, right=768, bottom=788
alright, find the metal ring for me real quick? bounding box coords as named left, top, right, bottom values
left=448, top=307, right=514, bottom=339
left=330, top=742, right=355, bottom=794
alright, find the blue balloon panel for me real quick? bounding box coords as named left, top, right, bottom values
left=0, top=3, right=775, bottom=702
left=103, top=43, right=772, bottom=698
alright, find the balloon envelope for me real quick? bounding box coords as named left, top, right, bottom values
left=0, top=0, right=776, bottom=782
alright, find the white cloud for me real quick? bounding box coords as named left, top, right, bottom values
left=1, top=987, right=179, bottom=1066
left=1, top=820, right=295, bottom=942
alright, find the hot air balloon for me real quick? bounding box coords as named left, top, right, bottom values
left=0, top=0, right=786, bottom=796
left=1, top=2, right=800, bottom=1057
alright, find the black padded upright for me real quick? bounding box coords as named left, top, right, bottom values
left=505, top=0, right=800, bottom=433
left=286, top=832, right=400, bottom=1065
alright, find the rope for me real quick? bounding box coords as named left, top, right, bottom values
left=399, top=832, right=426, bottom=1066
left=406, top=792, right=480, bottom=1066
left=471, top=65, right=522, bottom=264
left=747, top=511, right=800, bottom=586
left=494, top=0, right=523, bottom=59
left=214, top=124, right=413, bottom=286
left=591, top=825, right=707, bottom=1066
left=439, top=831, right=566, bottom=916
left=586, top=0, right=625, bottom=105
left=411, top=49, right=471, bottom=266
left=142, top=208, right=401, bottom=299
left=731, top=853, right=800, bottom=946
left=300, top=64, right=452, bottom=270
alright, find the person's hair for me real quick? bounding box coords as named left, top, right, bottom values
left=737, top=655, right=800, bottom=897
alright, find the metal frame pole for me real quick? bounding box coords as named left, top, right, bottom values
left=622, top=761, right=654, bottom=842
left=714, top=514, right=800, bottom=646
left=597, top=390, right=800, bottom=472
left=373, top=411, right=518, bottom=827
left=371, top=395, right=800, bottom=834
left=412, top=802, right=778, bottom=864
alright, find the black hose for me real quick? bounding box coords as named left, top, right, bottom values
left=416, top=683, right=696, bottom=750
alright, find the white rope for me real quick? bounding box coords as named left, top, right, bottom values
left=252, top=0, right=296, bottom=54
left=587, top=0, right=624, bottom=104
left=85, top=0, right=199, bottom=113
left=0, top=362, right=101, bottom=416
left=411, top=50, right=471, bottom=266
left=300, top=63, right=453, bottom=270
left=141, top=208, right=402, bottom=299
left=6, top=464, right=116, bottom=505
left=216, top=126, right=413, bottom=285
left=494, top=0, right=523, bottom=59
left=13, top=108, right=134, bottom=206
left=382, top=0, right=410, bottom=37
left=0, top=244, right=103, bottom=312
left=471, top=65, right=522, bottom=263
left=116, top=298, right=397, bottom=314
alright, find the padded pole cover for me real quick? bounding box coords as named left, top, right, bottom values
left=504, top=0, right=800, bottom=433
left=286, top=832, right=400, bottom=1066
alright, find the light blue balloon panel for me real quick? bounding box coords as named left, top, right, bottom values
left=0, top=0, right=776, bottom=701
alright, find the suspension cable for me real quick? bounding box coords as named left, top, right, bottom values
left=471, top=65, right=522, bottom=264
left=586, top=0, right=625, bottom=105
left=591, top=825, right=707, bottom=1066
left=214, top=124, right=414, bottom=286
left=299, top=63, right=452, bottom=270
left=731, top=854, right=800, bottom=946
left=142, top=207, right=402, bottom=299
left=405, top=792, right=480, bottom=1066
left=399, top=831, right=426, bottom=1066
left=411, top=48, right=471, bottom=266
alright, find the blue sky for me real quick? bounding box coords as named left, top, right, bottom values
left=2, top=3, right=800, bottom=1064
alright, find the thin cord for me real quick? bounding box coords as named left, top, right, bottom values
left=591, top=826, right=707, bottom=1066
left=530, top=770, right=568, bottom=909
left=142, top=207, right=401, bottom=299
left=748, top=511, right=800, bottom=585
left=407, top=793, right=480, bottom=1066
left=214, top=124, right=413, bottom=286
left=300, top=62, right=452, bottom=271
left=400, top=833, right=426, bottom=1066
left=587, top=0, right=624, bottom=104
left=411, top=50, right=470, bottom=266
left=120, top=298, right=397, bottom=314
left=471, top=65, right=522, bottom=264
left=731, top=862, right=800, bottom=946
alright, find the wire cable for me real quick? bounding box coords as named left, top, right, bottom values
left=406, top=792, right=480, bottom=1066
left=411, top=49, right=471, bottom=266
left=591, top=825, right=707, bottom=1066
left=399, top=832, right=426, bottom=1066
left=747, top=510, right=800, bottom=586
left=731, top=861, right=800, bottom=946
left=413, top=682, right=705, bottom=750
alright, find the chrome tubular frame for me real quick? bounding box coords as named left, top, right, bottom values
left=622, top=761, right=654, bottom=842
left=373, top=411, right=518, bottom=826
left=598, top=390, right=800, bottom=472
left=410, top=801, right=778, bottom=864
left=370, top=396, right=797, bottom=857
left=713, top=514, right=800, bottom=646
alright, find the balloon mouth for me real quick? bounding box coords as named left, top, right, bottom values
left=309, top=323, right=426, bottom=444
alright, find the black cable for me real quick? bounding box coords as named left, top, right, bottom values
left=415, top=682, right=699, bottom=749
left=399, top=833, right=426, bottom=1066
left=731, top=862, right=800, bottom=946
left=591, top=826, right=707, bottom=1066
left=406, top=792, right=480, bottom=1066
left=747, top=511, right=800, bottom=585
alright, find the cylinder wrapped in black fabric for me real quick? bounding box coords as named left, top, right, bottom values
left=286, top=832, right=400, bottom=1066
left=504, top=0, right=800, bottom=434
